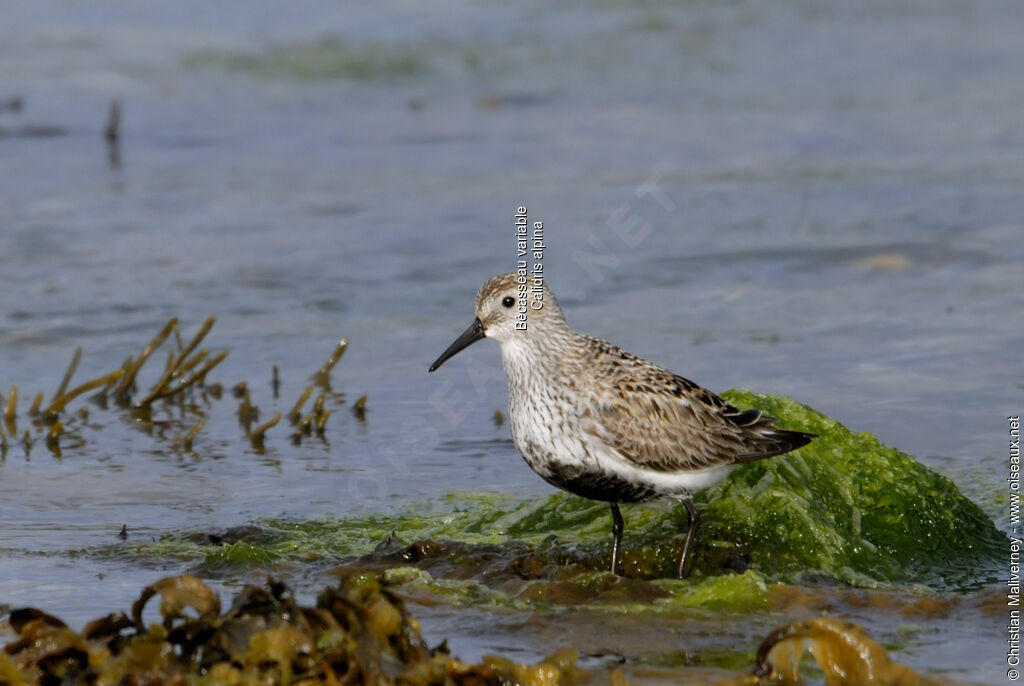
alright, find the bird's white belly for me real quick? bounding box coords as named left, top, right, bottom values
left=508, top=398, right=733, bottom=502
left=595, top=451, right=735, bottom=498
left=508, top=403, right=591, bottom=477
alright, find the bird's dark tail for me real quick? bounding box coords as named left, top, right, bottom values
left=724, top=406, right=816, bottom=462
left=738, top=426, right=816, bottom=462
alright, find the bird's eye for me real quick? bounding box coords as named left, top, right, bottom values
left=501, top=296, right=515, bottom=308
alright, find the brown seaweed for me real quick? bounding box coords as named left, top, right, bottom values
left=180, top=419, right=204, bottom=452
left=288, top=385, right=314, bottom=424
left=4, top=385, right=17, bottom=422
left=42, top=370, right=125, bottom=417
left=353, top=394, right=367, bottom=421
left=744, top=616, right=941, bottom=686
left=315, top=410, right=331, bottom=435
left=251, top=412, right=282, bottom=449
left=312, top=337, right=348, bottom=387
left=2, top=575, right=589, bottom=686
left=54, top=346, right=82, bottom=401
left=113, top=318, right=178, bottom=403
left=0, top=317, right=350, bottom=457
left=45, top=422, right=62, bottom=457
left=1, top=576, right=948, bottom=686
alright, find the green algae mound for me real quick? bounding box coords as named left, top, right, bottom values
left=703, top=390, right=1005, bottom=588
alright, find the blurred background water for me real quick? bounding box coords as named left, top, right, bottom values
left=1, top=0, right=1022, bottom=681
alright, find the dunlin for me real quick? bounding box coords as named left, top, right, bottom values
left=429, top=273, right=814, bottom=578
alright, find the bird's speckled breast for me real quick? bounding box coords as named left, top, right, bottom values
left=503, top=345, right=662, bottom=504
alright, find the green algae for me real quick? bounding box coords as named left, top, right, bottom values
left=383, top=568, right=512, bottom=608
left=185, top=37, right=429, bottom=82
left=205, top=541, right=278, bottom=566
left=378, top=566, right=775, bottom=616
left=654, top=570, right=774, bottom=612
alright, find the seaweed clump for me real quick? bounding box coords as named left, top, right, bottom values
left=1, top=576, right=948, bottom=686
left=0, top=574, right=587, bottom=686
left=743, top=617, right=948, bottom=686
left=0, top=319, right=358, bottom=459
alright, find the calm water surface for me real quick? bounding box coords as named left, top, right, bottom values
left=1, top=1, right=1022, bottom=682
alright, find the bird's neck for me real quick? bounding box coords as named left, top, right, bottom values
left=499, top=326, right=579, bottom=389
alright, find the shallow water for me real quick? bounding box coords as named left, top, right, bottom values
left=1, top=0, right=1022, bottom=682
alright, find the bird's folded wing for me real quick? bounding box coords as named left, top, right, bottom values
left=579, top=375, right=801, bottom=472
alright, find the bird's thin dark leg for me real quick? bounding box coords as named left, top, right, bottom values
left=609, top=503, right=624, bottom=575
left=676, top=498, right=701, bottom=579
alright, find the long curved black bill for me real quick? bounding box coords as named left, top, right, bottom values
left=429, top=318, right=485, bottom=372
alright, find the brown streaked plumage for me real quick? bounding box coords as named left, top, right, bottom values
left=430, top=273, right=814, bottom=578
left=576, top=337, right=811, bottom=473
